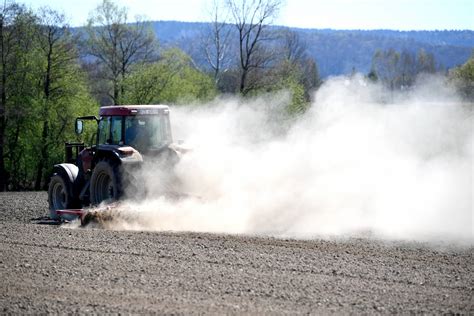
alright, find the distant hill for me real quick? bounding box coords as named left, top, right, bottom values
left=150, top=21, right=474, bottom=78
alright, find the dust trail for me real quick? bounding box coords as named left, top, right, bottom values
left=108, top=75, right=473, bottom=243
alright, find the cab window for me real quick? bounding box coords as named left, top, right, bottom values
left=98, top=117, right=110, bottom=144
left=110, top=116, right=123, bottom=145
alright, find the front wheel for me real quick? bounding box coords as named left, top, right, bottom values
left=90, top=160, right=122, bottom=205
left=48, top=173, right=77, bottom=220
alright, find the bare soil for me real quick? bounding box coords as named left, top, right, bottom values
left=0, top=192, right=472, bottom=314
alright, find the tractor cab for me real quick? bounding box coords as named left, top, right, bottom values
left=49, top=105, right=179, bottom=219
left=76, top=105, right=173, bottom=153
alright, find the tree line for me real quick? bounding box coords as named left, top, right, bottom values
left=0, top=0, right=319, bottom=191
left=85, top=0, right=320, bottom=110
left=368, top=48, right=440, bottom=90
left=367, top=47, right=474, bottom=97
left=0, top=0, right=473, bottom=191
left=0, top=3, right=95, bottom=191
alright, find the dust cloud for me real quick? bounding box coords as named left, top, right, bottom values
left=109, top=75, right=473, bottom=243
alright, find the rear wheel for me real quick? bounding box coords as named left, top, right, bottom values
left=90, top=160, right=122, bottom=205
left=48, top=173, right=77, bottom=220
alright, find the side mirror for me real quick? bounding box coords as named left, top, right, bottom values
left=75, top=119, right=84, bottom=135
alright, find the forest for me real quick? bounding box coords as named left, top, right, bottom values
left=155, top=21, right=474, bottom=77
left=0, top=0, right=473, bottom=191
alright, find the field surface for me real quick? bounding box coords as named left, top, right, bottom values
left=0, top=192, right=472, bottom=314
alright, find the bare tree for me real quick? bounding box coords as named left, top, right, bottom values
left=371, top=49, right=400, bottom=91
left=280, top=28, right=306, bottom=63
left=226, top=0, right=281, bottom=95
left=203, top=0, right=232, bottom=85
left=416, top=48, right=436, bottom=74
left=85, top=0, right=157, bottom=105
left=398, top=50, right=416, bottom=88
left=281, top=29, right=320, bottom=95
left=371, top=48, right=438, bottom=92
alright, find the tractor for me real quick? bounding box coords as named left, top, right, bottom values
left=48, top=105, right=181, bottom=221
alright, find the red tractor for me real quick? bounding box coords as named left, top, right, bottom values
left=48, top=105, right=180, bottom=220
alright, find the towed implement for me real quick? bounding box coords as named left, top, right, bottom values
left=48, top=105, right=182, bottom=224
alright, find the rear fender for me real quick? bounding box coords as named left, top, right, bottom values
left=52, top=163, right=79, bottom=196
left=116, top=146, right=143, bottom=165
left=94, top=146, right=143, bottom=166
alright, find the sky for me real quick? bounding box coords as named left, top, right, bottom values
left=16, top=0, right=474, bottom=30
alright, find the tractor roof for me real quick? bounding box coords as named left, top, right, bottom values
left=99, top=105, right=170, bottom=116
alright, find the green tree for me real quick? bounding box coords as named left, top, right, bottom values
left=371, top=49, right=400, bottom=90
left=280, top=29, right=321, bottom=100
left=122, top=48, right=216, bottom=105
left=33, top=8, right=97, bottom=189
left=0, top=2, right=97, bottom=190
left=250, top=29, right=320, bottom=115
left=260, top=59, right=309, bottom=115
left=85, top=0, right=157, bottom=105
left=0, top=2, right=37, bottom=190
left=371, top=48, right=439, bottom=91
left=416, top=48, right=436, bottom=74
left=451, top=53, right=474, bottom=100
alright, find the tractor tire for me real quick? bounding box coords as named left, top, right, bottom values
left=119, top=162, right=147, bottom=201
left=90, top=160, right=123, bottom=205
left=48, top=173, right=78, bottom=220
